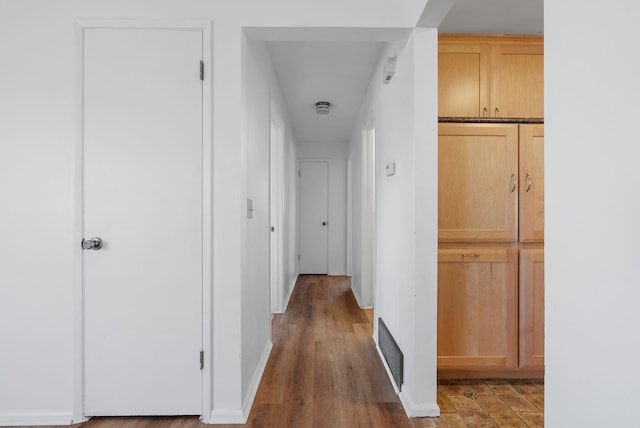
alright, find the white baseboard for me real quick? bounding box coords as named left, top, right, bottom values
left=282, top=275, right=298, bottom=312
left=241, top=340, right=272, bottom=421
left=374, top=345, right=440, bottom=418
left=351, top=285, right=364, bottom=308
left=350, top=286, right=373, bottom=310
left=208, top=341, right=272, bottom=424
left=328, top=272, right=347, bottom=276
left=209, top=409, right=245, bottom=424
left=398, top=391, right=440, bottom=418
left=0, top=412, right=73, bottom=426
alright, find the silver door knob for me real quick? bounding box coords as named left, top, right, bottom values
left=82, top=237, right=103, bottom=250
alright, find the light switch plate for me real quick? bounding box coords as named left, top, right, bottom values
left=247, top=198, right=253, bottom=219
left=386, top=161, right=396, bottom=176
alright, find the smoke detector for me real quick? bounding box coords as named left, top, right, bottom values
left=315, top=101, right=331, bottom=115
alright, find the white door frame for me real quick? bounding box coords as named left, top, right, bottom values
left=73, top=20, right=213, bottom=423
left=362, top=119, right=376, bottom=310
left=346, top=158, right=353, bottom=276
left=270, top=103, right=285, bottom=313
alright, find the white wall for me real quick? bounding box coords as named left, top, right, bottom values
left=0, top=0, right=430, bottom=424
left=241, top=36, right=292, bottom=416
left=297, top=141, right=349, bottom=275
left=348, top=28, right=439, bottom=417
left=241, top=37, right=298, bottom=389
left=545, top=2, right=640, bottom=427
left=347, top=122, right=375, bottom=307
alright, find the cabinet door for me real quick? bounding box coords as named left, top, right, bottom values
left=439, top=123, right=518, bottom=242
left=492, top=43, right=544, bottom=118
left=438, top=42, right=489, bottom=117
left=519, top=248, right=544, bottom=369
left=438, top=247, right=518, bottom=369
left=519, top=125, right=544, bottom=242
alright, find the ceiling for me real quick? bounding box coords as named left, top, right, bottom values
left=439, top=0, right=543, bottom=35
left=266, top=41, right=384, bottom=144
left=265, top=0, right=543, bottom=144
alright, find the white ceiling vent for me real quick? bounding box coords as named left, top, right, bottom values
left=315, top=101, right=331, bottom=115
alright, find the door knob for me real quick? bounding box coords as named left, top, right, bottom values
left=82, top=237, right=103, bottom=250
left=322, top=222, right=327, bottom=226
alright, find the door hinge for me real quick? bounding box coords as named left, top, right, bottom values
left=298, top=254, right=300, bottom=260
left=200, top=61, right=204, bottom=81
left=200, top=350, right=204, bottom=370
left=298, top=170, right=301, bottom=177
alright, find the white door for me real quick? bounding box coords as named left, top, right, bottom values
left=83, top=27, right=203, bottom=416
left=298, top=161, right=329, bottom=274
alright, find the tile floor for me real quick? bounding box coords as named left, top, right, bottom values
left=412, top=379, right=544, bottom=427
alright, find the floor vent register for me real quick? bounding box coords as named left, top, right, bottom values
left=378, top=318, right=404, bottom=390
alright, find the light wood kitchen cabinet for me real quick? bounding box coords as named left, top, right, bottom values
left=519, top=124, right=545, bottom=242
left=438, top=123, right=519, bottom=242
left=438, top=247, right=518, bottom=369
left=492, top=43, right=544, bottom=118
left=438, top=42, right=487, bottom=118
left=519, top=248, right=545, bottom=369
left=439, top=35, right=544, bottom=118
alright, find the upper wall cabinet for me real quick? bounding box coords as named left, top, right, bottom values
left=439, top=35, right=544, bottom=119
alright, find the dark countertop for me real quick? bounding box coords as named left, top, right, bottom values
left=439, top=117, right=544, bottom=124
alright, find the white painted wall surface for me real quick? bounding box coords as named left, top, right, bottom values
left=411, top=27, right=439, bottom=411
left=374, top=37, right=420, bottom=414
left=242, top=37, right=298, bottom=409
left=240, top=36, right=272, bottom=417
left=0, top=0, right=429, bottom=424
left=297, top=142, right=349, bottom=275
left=545, top=2, right=640, bottom=427
left=348, top=29, right=439, bottom=416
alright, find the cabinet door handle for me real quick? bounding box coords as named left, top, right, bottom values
left=495, top=107, right=500, bottom=117
left=483, top=107, right=488, bottom=117
left=510, top=173, right=517, bottom=192
left=462, top=253, right=481, bottom=258
left=525, top=173, right=532, bottom=192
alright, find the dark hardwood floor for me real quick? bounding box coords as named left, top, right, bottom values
left=24, top=275, right=543, bottom=427
left=242, top=274, right=410, bottom=428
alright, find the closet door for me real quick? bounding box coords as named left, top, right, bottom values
left=83, top=27, right=203, bottom=416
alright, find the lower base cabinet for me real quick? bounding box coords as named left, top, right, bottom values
left=519, top=248, right=545, bottom=369
left=437, top=246, right=545, bottom=375
left=437, top=247, right=518, bottom=369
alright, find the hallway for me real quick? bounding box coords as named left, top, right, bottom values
left=242, top=275, right=408, bottom=427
